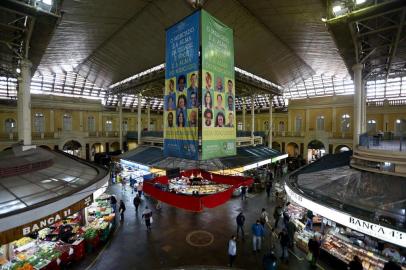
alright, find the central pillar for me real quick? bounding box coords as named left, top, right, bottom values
left=361, top=81, right=367, bottom=133
left=17, top=59, right=33, bottom=146
left=353, top=63, right=363, bottom=147
left=147, top=99, right=151, bottom=131
left=118, top=96, right=123, bottom=151
left=251, top=95, right=255, bottom=144
left=137, top=93, right=142, bottom=145
left=242, top=102, right=246, bottom=131
left=268, top=95, right=273, bottom=148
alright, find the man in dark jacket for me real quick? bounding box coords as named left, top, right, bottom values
left=348, top=256, right=363, bottom=270
left=279, top=229, right=289, bottom=262
left=308, top=236, right=321, bottom=268
left=236, top=212, right=246, bottom=240
left=133, top=194, right=141, bottom=213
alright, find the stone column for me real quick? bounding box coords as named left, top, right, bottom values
left=251, top=95, right=255, bottom=144
left=17, top=59, right=32, bottom=146
left=332, top=107, right=337, bottom=135
left=137, top=93, right=142, bottom=145
left=147, top=99, right=151, bottom=131
left=118, top=96, right=123, bottom=151
left=305, top=109, right=310, bottom=133
left=268, top=95, right=273, bottom=148
left=353, top=63, right=363, bottom=147
left=49, top=110, right=54, bottom=132
left=242, top=102, right=246, bottom=132
left=79, top=111, right=83, bottom=132
left=361, top=81, right=367, bottom=133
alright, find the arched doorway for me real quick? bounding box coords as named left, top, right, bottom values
left=110, top=142, right=120, bottom=152
left=39, top=145, right=52, bottom=150
left=286, top=142, right=299, bottom=157
left=91, top=143, right=104, bottom=161
left=63, top=140, right=82, bottom=157
left=335, top=145, right=351, bottom=154
left=272, top=141, right=281, bottom=152
left=307, top=139, right=325, bottom=162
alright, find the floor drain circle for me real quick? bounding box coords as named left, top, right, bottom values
left=186, top=230, right=214, bottom=247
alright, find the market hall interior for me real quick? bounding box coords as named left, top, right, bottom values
left=0, top=0, right=406, bottom=270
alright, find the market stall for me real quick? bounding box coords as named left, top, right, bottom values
left=286, top=197, right=406, bottom=270
left=0, top=193, right=115, bottom=270
left=143, top=169, right=254, bottom=212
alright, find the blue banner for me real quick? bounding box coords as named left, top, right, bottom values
left=164, top=11, right=200, bottom=160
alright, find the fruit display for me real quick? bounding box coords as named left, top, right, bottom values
left=13, top=238, right=33, bottom=249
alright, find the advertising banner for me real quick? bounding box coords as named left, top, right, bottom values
left=164, top=11, right=200, bottom=160
left=201, top=10, right=236, bottom=160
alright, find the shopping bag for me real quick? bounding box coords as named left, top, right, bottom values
left=306, top=252, right=313, bottom=262
left=150, top=217, right=153, bottom=224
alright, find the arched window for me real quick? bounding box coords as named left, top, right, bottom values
left=264, top=121, right=269, bottom=130
left=237, top=121, right=243, bottom=131
left=395, top=119, right=402, bottom=135
left=367, top=120, right=376, bottom=133
left=122, top=119, right=128, bottom=134
left=295, top=115, right=302, bottom=133
left=316, top=116, right=325, bottom=131
left=63, top=114, right=72, bottom=131
left=341, top=114, right=351, bottom=132
left=105, top=120, right=113, bottom=132
left=87, top=116, right=95, bottom=132
left=278, top=121, right=285, bottom=132
left=5, top=118, right=16, bottom=133
left=34, top=113, right=45, bottom=132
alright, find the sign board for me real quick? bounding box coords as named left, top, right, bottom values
left=285, top=184, right=406, bottom=248
left=164, top=11, right=200, bottom=160
left=0, top=195, right=93, bottom=245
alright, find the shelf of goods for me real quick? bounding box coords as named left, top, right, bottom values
left=169, top=178, right=231, bottom=195
left=0, top=194, right=115, bottom=270
left=290, top=208, right=406, bottom=270
left=322, top=232, right=406, bottom=270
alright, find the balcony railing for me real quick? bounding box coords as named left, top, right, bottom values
left=359, top=132, right=406, bottom=152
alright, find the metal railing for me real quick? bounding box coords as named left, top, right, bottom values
left=359, top=132, right=406, bottom=152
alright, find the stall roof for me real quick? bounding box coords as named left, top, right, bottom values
left=0, top=147, right=108, bottom=218
left=120, top=145, right=285, bottom=172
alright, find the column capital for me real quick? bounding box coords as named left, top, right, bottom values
left=352, top=63, right=363, bottom=72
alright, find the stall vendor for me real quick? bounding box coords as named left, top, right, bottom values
left=59, top=221, right=74, bottom=243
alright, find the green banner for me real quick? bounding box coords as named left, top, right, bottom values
left=201, top=10, right=236, bottom=160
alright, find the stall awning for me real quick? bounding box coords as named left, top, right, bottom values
left=119, top=145, right=286, bottom=172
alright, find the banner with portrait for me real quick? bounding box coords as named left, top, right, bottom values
left=164, top=11, right=200, bottom=160
left=201, top=10, right=236, bottom=160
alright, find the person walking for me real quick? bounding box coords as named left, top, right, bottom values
left=129, top=176, right=135, bottom=194
left=252, top=220, right=265, bottom=253
left=278, top=229, right=289, bottom=262
left=241, top=186, right=247, bottom=200
left=142, top=206, right=153, bottom=231
left=287, top=218, right=297, bottom=248
left=110, top=195, right=117, bottom=213
left=137, top=182, right=143, bottom=197
left=307, top=235, right=321, bottom=268
left=265, top=181, right=272, bottom=198
left=348, top=255, right=363, bottom=270
left=133, top=194, right=141, bottom=213
left=260, top=208, right=269, bottom=227
left=121, top=177, right=126, bottom=192
left=236, top=212, right=245, bottom=240
left=273, top=205, right=282, bottom=230
left=118, top=200, right=126, bottom=221
left=228, top=235, right=237, bottom=267
left=263, top=251, right=277, bottom=270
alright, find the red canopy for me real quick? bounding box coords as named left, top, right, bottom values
left=143, top=169, right=254, bottom=212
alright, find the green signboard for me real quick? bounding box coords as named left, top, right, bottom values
left=201, top=10, right=236, bottom=160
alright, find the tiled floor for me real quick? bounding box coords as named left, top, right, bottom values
left=74, top=183, right=335, bottom=270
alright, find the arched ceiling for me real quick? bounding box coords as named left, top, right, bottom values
left=36, top=0, right=348, bottom=88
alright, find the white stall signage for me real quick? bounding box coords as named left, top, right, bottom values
left=285, top=184, right=406, bottom=247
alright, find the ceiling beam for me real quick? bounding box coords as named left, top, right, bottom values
left=386, top=8, right=406, bottom=80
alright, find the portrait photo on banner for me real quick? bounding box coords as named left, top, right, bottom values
left=187, top=71, right=199, bottom=109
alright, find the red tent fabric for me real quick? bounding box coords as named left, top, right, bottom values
left=143, top=169, right=253, bottom=212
